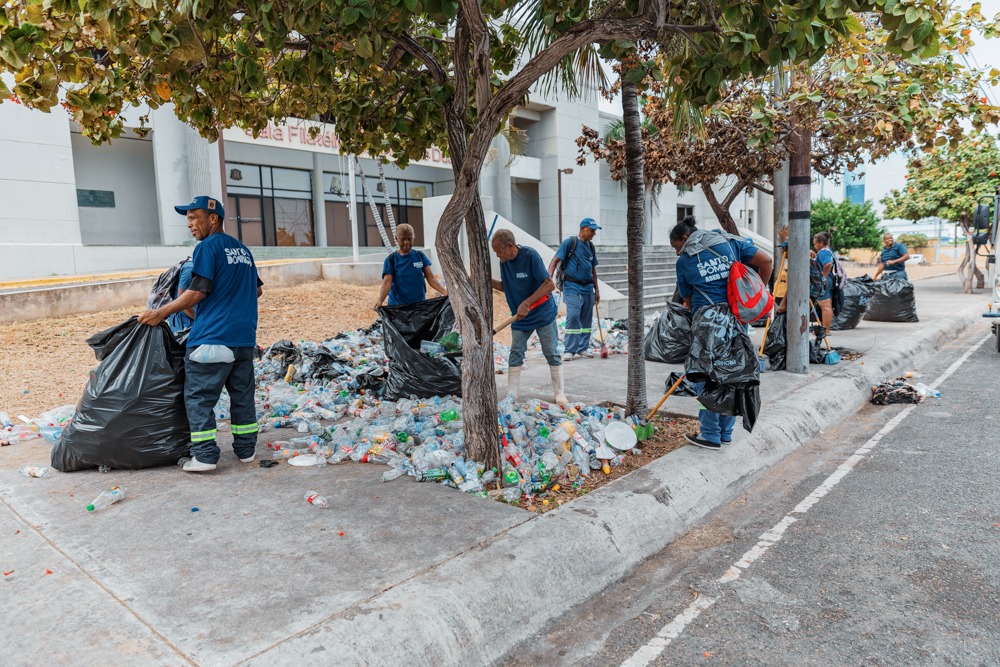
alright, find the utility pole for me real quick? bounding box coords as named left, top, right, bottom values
left=786, top=117, right=811, bottom=374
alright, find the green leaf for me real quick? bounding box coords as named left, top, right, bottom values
left=356, top=35, right=373, bottom=59
left=343, top=7, right=360, bottom=25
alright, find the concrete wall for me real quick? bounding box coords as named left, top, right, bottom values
left=72, top=132, right=160, bottom=245
left=0, top=260, right=329, bottom=324
left=0, top=84, right=82, bottom=245
left=0, top=244, right=194, bottom=280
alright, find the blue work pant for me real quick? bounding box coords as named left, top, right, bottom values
left=185, top=346, right=259, bottom=464
left=509, top=320, right=562, bottom=368
left=563, top=291, right=595, bottom=355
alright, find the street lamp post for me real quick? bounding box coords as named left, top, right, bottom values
left=557, top=167, right=574, bottom=243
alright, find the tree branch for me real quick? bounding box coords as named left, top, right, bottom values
left=378, top=30, right=448, bottom=87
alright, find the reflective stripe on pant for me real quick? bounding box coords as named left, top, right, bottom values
left=693, top=381, right=735, bottom=445
left=184, top=346, right=258, bottom=464
left=563, top=290, right=595, bottom=355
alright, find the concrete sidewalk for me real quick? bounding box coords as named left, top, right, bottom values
left=0, top=275, right=991, bottom=667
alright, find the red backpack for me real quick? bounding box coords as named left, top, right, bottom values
left=728, top=259, right=774, bottom=323
left=696, top=241, right=774, bottom=323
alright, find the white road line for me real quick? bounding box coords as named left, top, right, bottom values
left=621, top=333, right=991, bottom=667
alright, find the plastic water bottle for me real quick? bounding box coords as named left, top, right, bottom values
left=87, top=487, right=126, bottom=511
left=18, top=465, right=51, bottom=478
left=304, top=491, right=329, bottom=508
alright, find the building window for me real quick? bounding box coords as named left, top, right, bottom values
left=677, top=184, right=693, bottom=194
left=77, top=189, right=116, bottom=208
left=677, top=205, right=694, bottom=223
left=322, top=170, right=434, bottom=247
left=225, top=163, right=313, bottom=246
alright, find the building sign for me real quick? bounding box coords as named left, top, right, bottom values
left=222, top=119, right=452, bottom=169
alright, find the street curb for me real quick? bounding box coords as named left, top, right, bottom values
left=242, top=303, right=989, bottom=667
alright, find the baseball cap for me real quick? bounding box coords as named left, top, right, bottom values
left=580, top=218, right=602, bottom=230
left=175, top=196, right=225, bottom=221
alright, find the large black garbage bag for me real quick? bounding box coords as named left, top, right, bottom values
left=86, top=319, right=136, bottom=361
left=686, top=305, right=760, bottom=385
left=379, top=297, right=462, bottom=400
left=832, top=278, right=874, bottom=330
left=665, top=372, right=699, bottom=397
left=686, top=305, right=761, bottom=432
left=52, top=318, right=189, bottom=472
left=698, top=380, right=761, bottom=432
left=644, top=302, right=693, bottom=364
left=763, top=312, right=787, bottom=371
left=863, top=277, right=918, bottom=323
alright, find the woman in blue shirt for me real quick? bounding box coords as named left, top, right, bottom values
left=873, top=232, right=910, bottom=282
left=812, top=232, right=835, bottom=336
left=671, top=220, right=772, bottom=451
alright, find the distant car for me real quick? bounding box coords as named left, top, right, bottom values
left=909, top=253, right=926, bottom=265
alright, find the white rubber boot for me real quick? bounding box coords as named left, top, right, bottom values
left=550, top=365, right=568, bottom=406
left=507, top=366, right=522, bottom=400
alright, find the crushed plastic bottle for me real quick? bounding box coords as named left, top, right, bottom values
left=87, top=487, right=126, bottom=512
left=18, top=466, right=51, bottom=478
left=304, top=490, right=329, bottom=508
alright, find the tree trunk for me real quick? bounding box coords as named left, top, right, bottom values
left=622, top=79, right=647, bottom=417
left=700, top=183, right=741, bottom=235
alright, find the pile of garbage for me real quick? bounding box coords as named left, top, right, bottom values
left=7, top=312, right=650, bottom=505
left=253, top=380, right=645, bottom=502
left=870, top=377, right=940, bottom=405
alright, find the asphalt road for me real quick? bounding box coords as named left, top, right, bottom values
left=504, top=324, right=1000, bottom=667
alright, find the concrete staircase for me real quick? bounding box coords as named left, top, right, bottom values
left=595, top=245, right=678, bottom=317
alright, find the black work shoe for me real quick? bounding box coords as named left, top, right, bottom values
left=685, top=433, right=722, bottom=451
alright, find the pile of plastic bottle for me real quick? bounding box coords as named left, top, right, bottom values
left=1, top=405, right=75, bottom=446
left=251, top=370, right=644, bottom=504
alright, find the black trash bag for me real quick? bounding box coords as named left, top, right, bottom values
left=86, top=319, right=136, bottom=361
left=863, top=277, right=919, bottom=323
left=52, top=318, right=189, bottom=472
left=762, top=312, right=787, bottom=371
left=379, top=297, right=462, bottom=400
left=686, top=305, right=760, bottom=386
left=644, top=302, right=693, bottom=364
left=264, top=339, right=300, bottom=378
left=698, top=380, right=761, bottom=433
left=300, top=348, right=353, bottom=381
left=809, top=338, right=828, bottom=364
left=686, top=305, right=760, bottom=433
left=665, top=372, right=699, bottom=397
left=831, top=278, right=874, bottom=330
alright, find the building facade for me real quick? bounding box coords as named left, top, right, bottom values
left=0, top=82, right=770, bottom=280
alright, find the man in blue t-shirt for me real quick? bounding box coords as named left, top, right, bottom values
left=548, top=218, right=601, bottom=360
left=167, top=259, right=194, bottom=333
left=374, top=223, right=447, bottom=311
left=671, top=222, right=772, bottom=452
left=874, top=232, right=910, bottom=282
left=490, top=229, right=566, bottom=404
left=139, top=196, right=263, bottom=473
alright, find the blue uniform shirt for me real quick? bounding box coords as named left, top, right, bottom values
left=881, top=242, right=907, bottom=272
left=168, top=260, right=194, bottom=333
left=188, top=233, right=260, bottom=348
left=555, top=237, right=599, bottom=295
left=676, top=236, right=758, bottom=314
left=500, top=245, right=557, bottom=331
left=382, top=249, right=432, bottom=306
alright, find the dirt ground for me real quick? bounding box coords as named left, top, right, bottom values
left=0, top=279, right=513, bottom=418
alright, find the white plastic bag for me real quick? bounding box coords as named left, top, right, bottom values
left=189, top=344, right=235, bottom=364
